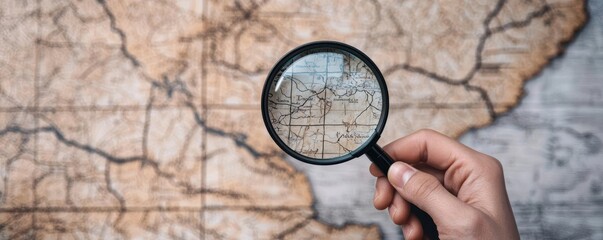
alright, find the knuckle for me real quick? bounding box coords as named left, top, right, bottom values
left=415, top=129, right=439, bottom=139
left=483, top=155, right=504, bottom=177
left=392, top=212, right=405, bottom=225
left=490, top=157, right=503, bottom=172
left=471, top=152, right=504, bottom=178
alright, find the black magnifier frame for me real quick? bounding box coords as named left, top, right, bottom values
left=261, top=41, right=390, bottom=166
left=261, top=41, right=439, bottom=239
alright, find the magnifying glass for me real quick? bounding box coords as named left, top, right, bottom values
left=261, top=41, right=438, bottom=239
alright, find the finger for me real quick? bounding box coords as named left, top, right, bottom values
left=369, top=163, right=384, bottom=177
left=382, top=129, right=480, bottom=171
left=373, top=161, right=444, bottom=184
left=401, top=214, right=423, bottom=240
left=373, top=177, right=394, bottom=210
left=414, top=163, right=444, bottom=184
left=388, top=193, right=410, bottom=225
left=388, top=161, right=471, bottom=223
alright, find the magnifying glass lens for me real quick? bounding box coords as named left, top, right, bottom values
left=266, top=49, right=383, bottom=160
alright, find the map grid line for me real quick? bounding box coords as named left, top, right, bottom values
left=287, top=62, right=294, bottom=148
left=200, top=0, right=209, bottom=239
left=322, top=55, right=329, bottom=159
left=32, top=0, right=42, bottom=236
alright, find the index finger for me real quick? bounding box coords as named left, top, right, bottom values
left=370, top=163, right=385, bottom=177
left=382, top=129, right=480, bottom=171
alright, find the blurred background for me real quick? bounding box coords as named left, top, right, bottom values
left=0, top=0, right=601, bottom=239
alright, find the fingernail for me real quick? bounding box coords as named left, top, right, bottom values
left=388, top=162, right=417, bottom=188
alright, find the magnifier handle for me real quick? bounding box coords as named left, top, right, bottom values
left=366, top=145, right=440, bottom=240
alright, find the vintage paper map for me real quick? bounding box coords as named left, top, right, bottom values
left=0, top=0, right=587, bottom=239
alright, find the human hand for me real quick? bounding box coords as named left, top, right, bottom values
left=370, top=129, right=519, bottom=239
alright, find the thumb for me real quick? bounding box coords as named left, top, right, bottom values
left=387, top=161, right=470, bottom=222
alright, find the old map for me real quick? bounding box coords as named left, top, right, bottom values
left=267, top=51, right=383, bottom=159
left=0, top=0, right=588, bottom=239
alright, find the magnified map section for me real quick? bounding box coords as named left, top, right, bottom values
left=267, top=50, right=383, bottom=159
